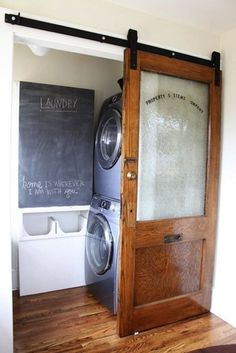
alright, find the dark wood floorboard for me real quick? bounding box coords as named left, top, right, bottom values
left=13, top=286, right=236, bottom=353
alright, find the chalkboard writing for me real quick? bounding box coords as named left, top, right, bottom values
left=19, top=82, right=94, bottom=207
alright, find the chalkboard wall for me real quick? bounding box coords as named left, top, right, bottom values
left=19, top=82, right=94, bottom=208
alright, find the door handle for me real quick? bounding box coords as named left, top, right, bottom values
left=164, top=234, right=183, bottom=243
left=127, top=171, right=137, bottom=180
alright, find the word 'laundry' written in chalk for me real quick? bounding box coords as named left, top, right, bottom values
left=40, top=96, right=79, bottom=112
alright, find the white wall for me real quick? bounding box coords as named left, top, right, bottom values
left=1, top=1, right=233, bottom=352
left=0, top=17, right=14, bottom=353
left=13, top=43, right=123, bottom=118
left=211, top=29, right=236, bottom=327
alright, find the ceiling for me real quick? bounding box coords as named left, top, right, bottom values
left=106, top=0, right=236, bottom=34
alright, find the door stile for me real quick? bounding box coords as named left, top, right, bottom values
left=118, top=49, right=140, bottom=336
left=200, top=75, right=221, bottom=298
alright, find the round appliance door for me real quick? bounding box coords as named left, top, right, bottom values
left=96, top=108, right=121, bottom=169
left=86, top=213, right=113, bottom=275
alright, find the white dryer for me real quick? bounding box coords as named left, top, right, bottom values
left=94, top=93, right=122, bottom=200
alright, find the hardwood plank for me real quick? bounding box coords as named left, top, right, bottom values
left=13, top=287, right=236, bottom=353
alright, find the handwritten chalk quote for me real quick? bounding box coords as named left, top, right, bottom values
left=22, top=176, right=85, bottom=199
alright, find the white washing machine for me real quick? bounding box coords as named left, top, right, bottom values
left=85, top=194, right=120, bottom=314
left=94, top=92, right=122, bottom=200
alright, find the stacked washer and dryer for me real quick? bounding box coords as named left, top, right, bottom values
left=85, top=90, right=122, bottom=314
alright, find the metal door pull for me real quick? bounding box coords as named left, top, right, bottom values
left=164, top=234, right=183, bottom=243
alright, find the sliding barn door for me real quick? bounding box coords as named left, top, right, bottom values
left=118, top=49, right=221, bottom=336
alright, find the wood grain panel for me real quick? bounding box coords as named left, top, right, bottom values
left=136, top=216, right=208, bottom=248
left=133, top=292, right=208, bottom=332
left=139, top=51, right=213, bottom=83
left=134, top=240, right=203, bottom=305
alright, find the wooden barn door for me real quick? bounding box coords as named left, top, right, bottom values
left=118, top=49, right=221, bottom=336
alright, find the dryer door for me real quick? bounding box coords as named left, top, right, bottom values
left=86, top=213, right=113, bottom=275
left=96, top=108, right=121, bottom=169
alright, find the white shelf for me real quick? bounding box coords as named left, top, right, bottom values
left=19, top=231, right=86, bottom=241
left=19, top=205, right=90, bottom=213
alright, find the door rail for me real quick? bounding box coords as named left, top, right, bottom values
left=5, top=12, right=220, bottom=85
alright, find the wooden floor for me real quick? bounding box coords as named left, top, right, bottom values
left=13, top=286, right=236, bottom=353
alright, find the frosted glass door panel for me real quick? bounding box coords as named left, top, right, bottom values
left=137, top=72, right=209, bottom=221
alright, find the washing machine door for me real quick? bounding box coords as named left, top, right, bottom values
left=86, top=213, right=113, bottom=275
left=96, top=107, right=121, bottom=169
